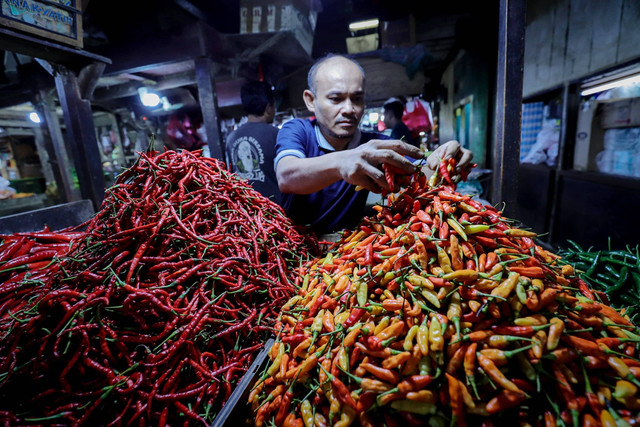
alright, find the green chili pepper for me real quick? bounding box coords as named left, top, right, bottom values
left=606, top=267, right=629, bottom=294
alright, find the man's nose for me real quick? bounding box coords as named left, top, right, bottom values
left=342, top=99, right=356, bottom=114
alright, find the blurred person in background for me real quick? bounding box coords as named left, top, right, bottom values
left=225, top=80, right=282, bottom=204
left=383, top=97, right=417, bottom=148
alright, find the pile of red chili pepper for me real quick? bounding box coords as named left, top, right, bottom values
left=250, top=159, right=640, bottom=427
left=0, top=149, right=317, bottom=425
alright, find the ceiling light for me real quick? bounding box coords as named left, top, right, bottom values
left=349, top=18, right=379, bottom=32
left=580, top=73, right=640, bottom=96
left=29, top=112, right=41, bottom=123
left=138, top=87, right=161, bottom=107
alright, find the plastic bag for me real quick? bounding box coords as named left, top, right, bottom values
left=0, top=177, right=16, bottom=200
left=522, top=119, right=559, bottom=165
left=402, top=98, right=433, bottom=139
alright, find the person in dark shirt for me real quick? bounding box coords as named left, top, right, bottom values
left=275, top=54, right=473, bottom=234
left=383, top=98, right=417, bottom=148
left=225, top=80, right=282, bottom=204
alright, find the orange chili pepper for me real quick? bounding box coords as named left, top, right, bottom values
left=382, top=351, right=411, bottom=370
left=486, top=390, right=527, bottom=414
left=359, top=362, right=400, bottom=384
left=477, top=352, right=522, bottom=393
left=449, top=234, right=464, bottom=271
left=446, top=373, right=465, bottom=424
left=376, top=320, right=405, bottom=341
left=398, top=374, right=435, bottom=393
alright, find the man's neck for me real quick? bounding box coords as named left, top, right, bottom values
left=318, top=127, right=352, bottom=151
left=247, top=114, right=267, bottom=123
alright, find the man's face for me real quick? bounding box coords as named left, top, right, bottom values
left=304, top=58, right=365, bottom=143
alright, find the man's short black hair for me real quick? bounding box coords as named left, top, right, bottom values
left=383, top=100, right=404, bottom=120
left=241, top=80, right=275, bottom=116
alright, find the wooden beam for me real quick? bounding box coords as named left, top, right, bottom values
left=97, top=22, right=232, bottom=76
left=33, top=91, right=78, bottom=203
left=491, top=0, right=526, bottom=218
left=0, top=27, right=110, bottom=73
left=194, top=57, right=224, bottom=160
left=94, top=71, right=197, bottom=101
left=53, top=63, right=105, bottom=210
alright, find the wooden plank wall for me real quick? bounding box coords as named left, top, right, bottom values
left=523, top=0, right=640, bottom=97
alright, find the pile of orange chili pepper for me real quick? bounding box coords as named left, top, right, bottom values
left=250, top=158, right=640, bottom=427
left=0, top=149, right=317, bottom=425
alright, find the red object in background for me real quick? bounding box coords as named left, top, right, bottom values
left=402, top=98, right=433, bottom=139
left=166, top=114, right=204, bottom=150
left=378, top=120, right=386, bottom=132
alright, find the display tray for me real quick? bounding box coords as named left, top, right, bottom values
left=211, top=338, right=274, bottom=427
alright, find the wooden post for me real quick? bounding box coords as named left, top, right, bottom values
left=53, top=63, right=105, bottom=210
left=33, top=91, right=78, bottom=203
left=194, top=56, right=224, bottom=160
left=491, top=0, right=526, bottom=218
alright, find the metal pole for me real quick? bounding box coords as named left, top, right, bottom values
left=54, top=64, right=105, bottom=210
left=491, top=0, right=526, bottom=219
left=194, top=57, right=224, bottom=160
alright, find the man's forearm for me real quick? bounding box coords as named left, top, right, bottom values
left=276, top=154, right=344, bottom=194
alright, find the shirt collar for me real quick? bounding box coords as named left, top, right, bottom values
left=314, top=122, right=361, bottom=151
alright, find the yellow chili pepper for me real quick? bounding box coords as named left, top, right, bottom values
left=406, top=389, right=437, bottom=403
left=422, top=288, right=441, bottom=308
left=442, top=269, right=478, bottom=282
left=417, top=323, right=429, bottom=356
left=600, top=409, right=616, bottom=427
left=374, top=316, right=390, bottom=335
left=404, top=325, right=420, bottom=351
left=531, top=278, right=544, bottom=292
left=334, top=311, right=350, bottom=326
left=514, top=314, right=547, bottom=326
left=321, top=252, right=334, bottom=266
left=300, top=399, right=315, bottom=427
left=266, top=343, right=284, bottom=376
left=380, top=271, right=395, bottom=286
left=322, top=272, right=335, bottom=287
left=300, top=274, right=310, bottom=292
left=531, top=330, right=546, bottom=359
left=390, top=399, right=436, bottom=415
left=334, top=406, right=356, bottom=427
left=504, top=228, right=537, bottom=237
left=491, top=272, right=520, bottom=299
left=429, top=316, right=444, bottom=352
left=436, top=244, right=453, bottom=273
left=546, top=317, right=564, bottom=351
left=614, top=379, right=639, bottom=400
left=408, top=274, right=433, bottom=289
left=447, top=217, right=468, bottom=241
left=607, top=356, right=633, bottom=380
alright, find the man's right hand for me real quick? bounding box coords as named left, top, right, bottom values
left=337, top=139, right=423, bottom=193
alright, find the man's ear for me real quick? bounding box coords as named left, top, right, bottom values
left=303, top=89, right=316, bottom=112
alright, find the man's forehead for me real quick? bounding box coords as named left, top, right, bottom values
left=316, top=70, right=363, bottom=93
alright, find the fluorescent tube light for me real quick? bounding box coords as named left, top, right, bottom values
left=349, top=19, right=379, bottom=32
left=581, top=73, right=640, bottom=96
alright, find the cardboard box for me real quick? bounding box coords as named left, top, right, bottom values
left=239, top=0, right=316, bottom=54
left=346, top=33, right=378, bottom=54
left=599, top=97, right=640, bottom=128
left=573, top=97, right=640, bottom=172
